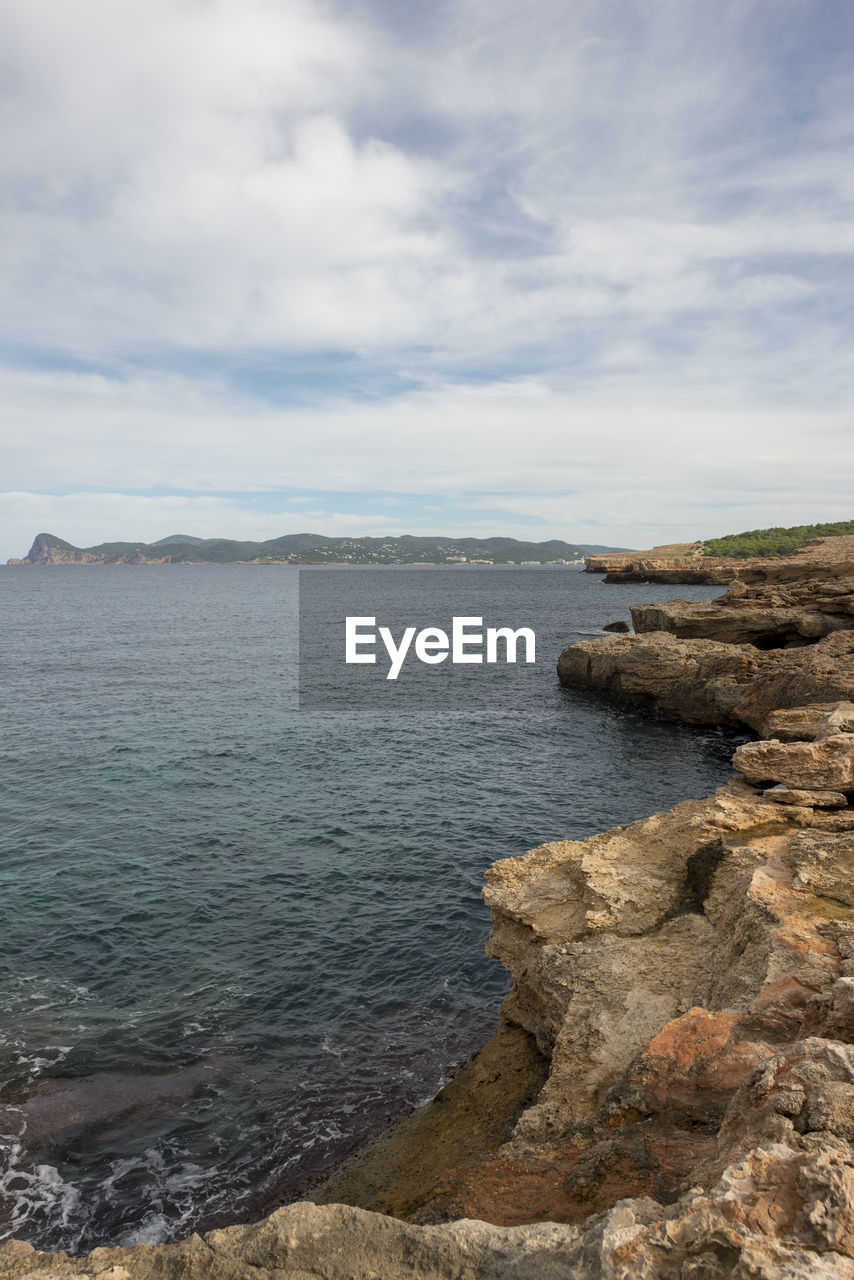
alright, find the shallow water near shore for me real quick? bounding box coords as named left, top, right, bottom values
left=0, top=565, right=741, bottom=1252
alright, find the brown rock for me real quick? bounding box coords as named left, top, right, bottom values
left=734, top=735, right=854, bottom=790
left=585, top=534, right=854, bottom=588
left=785, top=830, right=854, bottom=905
left=764, top=787, right=848, bottom=808
left=762, top=705, right=847, bottom=741
left=631, top=598, right=848, bottom=647
left=556, top=631, right=854, bottom=730
left=820, top=702, right=854, bottom=737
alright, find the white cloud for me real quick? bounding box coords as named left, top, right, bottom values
left=0, top=491, right=424, bottom=560
left=2, top=0, right=852, bottom=365
left=1, top=360, right=851, bottom=559
left=1, top=0, right=853, bottom=550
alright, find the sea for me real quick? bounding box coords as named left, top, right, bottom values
left=0, top=565, right=743, bottom=1253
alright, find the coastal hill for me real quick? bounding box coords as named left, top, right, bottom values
left=584, top=519, right=854, bottom=585
left=7, top=531, right=628, bottom=567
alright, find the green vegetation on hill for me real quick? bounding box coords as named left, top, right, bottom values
left=703, top=520, right=854, bottom=559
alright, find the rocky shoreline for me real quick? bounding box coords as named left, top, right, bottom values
left=4, top=560, right=854, bottom=1278
left=585, top=534, right=854, bottom=585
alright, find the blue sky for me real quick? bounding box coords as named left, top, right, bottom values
left=1, top=0, right=853, bottom=558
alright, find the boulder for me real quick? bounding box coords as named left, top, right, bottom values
left=733, top=735, right=854, bottom=790
left=762, top=704, right=847, bottom=741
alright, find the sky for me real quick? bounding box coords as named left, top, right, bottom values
left=1, top=0, right=853, bottom=559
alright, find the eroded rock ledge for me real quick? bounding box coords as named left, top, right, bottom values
left=560, top=570, right=854, bottom=729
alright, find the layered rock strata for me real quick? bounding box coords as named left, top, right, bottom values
left=630, top=577, right=854, bottom=648
left=557, top=630, right=854, bottom=729
left=559, top=570, right=854, bottom=729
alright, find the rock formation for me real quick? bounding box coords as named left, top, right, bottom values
left=585, top=535, right=854, bottom=586
left=558, top=570, right=854, bottom=729
left=12, top=535, right=169, bottom=566
left=20, top=534, right=106, bottom=565
left=557, top=630, right=854, bottom=729
left=630, top=577, right=854, bottom=648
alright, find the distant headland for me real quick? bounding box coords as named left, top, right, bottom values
left=6, top=531, right=629, bottom=567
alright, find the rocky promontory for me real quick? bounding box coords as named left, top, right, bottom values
left=4, top=569, right=854, bottom=1277
left=559, top=572, right=854, bottom=729
left=585, top=535, right=854, bottom=585
left=631, top=576, right=854, bottom=647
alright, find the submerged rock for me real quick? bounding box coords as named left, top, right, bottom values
left=0, top=1060, right=239, bottom=1243
left=0, top=1064, right=224, bottom=1155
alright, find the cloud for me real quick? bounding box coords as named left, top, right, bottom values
left=1, top=0, right=853, bottom=553
left=0, top=491, right=427, bottom=559
left=1, top=357, right=851, bottom=559
left=3, top=0, right=853, bottom=366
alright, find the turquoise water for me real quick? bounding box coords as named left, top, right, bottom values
left=0, top=566, right=741, bottom=1251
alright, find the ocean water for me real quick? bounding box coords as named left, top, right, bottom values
left=0, top=565, right=742, bottom=1252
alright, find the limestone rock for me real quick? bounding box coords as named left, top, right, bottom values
left=0, top=1203, right=594, bottom=1279
left=557, top=631, right=854, bottom=730
left=764, top=787, right=848, bottom=808
left=630, top=598, right=849, bottom=647
left=785, top=830, right=854, bottom=905
left=733, top=735, right=854, bottom=790
left=585, top=535, right=854, bottom=588
left=821, top=703, right=854, bottom=737
left=602, top=620, right=631, bottom=633
left=415, top=812, right=854, bottom=1280
left=762, top=705, right=848, bottom=741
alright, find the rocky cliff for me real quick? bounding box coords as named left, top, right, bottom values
left=559, top=572, right=854, bottom=729
left=4, top=578, right=854, bottom=1277
left=12, top=534, right=169, bottom=565
left=19, top=533, right=106, bottom=565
